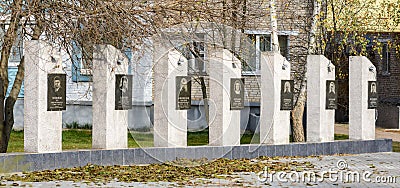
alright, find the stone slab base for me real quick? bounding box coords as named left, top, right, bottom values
left=0, top=139, right=392, bottom=173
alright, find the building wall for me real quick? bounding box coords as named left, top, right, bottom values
left=368, top=33, right=400, bottom=128
left=11, top=0, right=313, bottom=131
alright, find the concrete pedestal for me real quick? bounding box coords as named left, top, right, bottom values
left=154, top=46, right=188, bottom=147
left=24, top=40, right=63, bottom=153
left=349, top=56, right=376, bottom=140
left=92, top=45, right=129, bottom=149
left=208, top=48, right=241, bottom=146
left=306, top=55, right=335, bottom=142
left=260, top=52, right=291, bottom=144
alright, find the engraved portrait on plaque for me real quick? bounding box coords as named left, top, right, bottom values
left=325, top=80, right=337, bottom=109
left=115, top=74, right=133, bottom=110
left=176, top=76, right=191, bottom=110
left=47, top=74, right=66, bottom=111
left=230, top=78, right=245, bottom=110
left=368, top=81, right=378, bottom=109
left=280, top=80, right=294, bottom=110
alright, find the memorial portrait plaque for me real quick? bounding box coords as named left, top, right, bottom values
left=176, top=76, right=191, bottom=110
left=115, top=74, right=133, bottom=110
left=368, top=81, right=378, bottom=109
left=326, top=80, right=337, bottom=109
left=230, top=78, right=245, bottom=110
left=280, top=80, right=294, bottom=110
left=47, top=74, right=66, bottom=111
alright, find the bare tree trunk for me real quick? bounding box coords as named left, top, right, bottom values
left=0, top=12, right=42, bottom=152
left=0, top=78, right=4, bottom=152
left=291, top=0, right=321, bottom=142
left=292, top=79, right=306, bottom=142
left=270, top=0, right=279, bottom=53
left=0, top=0, right=24, bottom=152
left=200, top=77, right=209, bottom=126
left=0, top=56, right=25, bottom=153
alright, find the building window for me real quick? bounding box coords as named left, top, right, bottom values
left=8, top=27, right=23, bottom=63
left=71, top=43, right=132, bottom=82
left=381, top=43, right=390, bottom=75
left=71, top=41, right=92, bottom=82
left=9, top=42, right=23, bottom=62
left=243, top=33, right=290, bottom=73
left=0, top=25, right=24, bottom=97
left=176, top=33, right=207, bottom=75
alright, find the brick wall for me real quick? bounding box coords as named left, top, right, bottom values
left=362, top=33, right=400, bottom=100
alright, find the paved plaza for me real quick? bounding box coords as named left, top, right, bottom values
left=1, top=152, right=398, bottom=187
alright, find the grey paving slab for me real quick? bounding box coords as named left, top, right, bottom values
left=231, top=146, right=242, bottom=159
left=282, top=144, right=292, bottom=156
left=221, top=146, right=233, bottom=159
left=338, top=140, right=350, bottom=154
left=266, top=145, right=276, bottom=157
left=212, top=146, right=225, bottom=159
left=101, top=150, right=113, bottom=166
left=78, top=151, right=90, bottom=167
left=18, top=154, right=42, bottom=172
left=42, top=153, right=56, bottom=170
left=194, top=146, right=212, bottom=159
left=68, top=151, right=79, bottom=168
left=90, top=150, right=102, bottom=166
left=133, top=148, right=148, bottom=164
left=113, top=149, right=124, bottom=165
left=122, top=149, right=134, bottom=165
left=248, top=145, right=259, bottom=159
left=298, top=143, right=308, bottom=157
left=56, top=152, right=69, bottom=168
left=315, top=143, right=324, bottom=155
left=185, top=147, right=196, bottom=160
left=306, top=143, right=316, bottom=156
left=322, top=142, right=331, bottom=155
left=274, top=145, right=284, bottom=157
left=331, top=141, right=339, bottom=154
left=174, top=148, right=186, bottom=160
left=165, top=147, right=176, bottom=162
left=143, top=148, right=165, bottom=164
left=258, top=145, right=268, bottom=157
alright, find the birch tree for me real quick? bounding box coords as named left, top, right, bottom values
left=270, top=0, right=280, bottom=53
left=0, top=0, right=242, bottom=152
left=291, top=0, right=321, bottom=142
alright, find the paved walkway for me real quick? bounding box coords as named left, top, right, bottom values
left=335, top=124, right=400, bottom=142
left=2, top=152, right=399, bottom=187
left=239, top=152, right=400, bottom=187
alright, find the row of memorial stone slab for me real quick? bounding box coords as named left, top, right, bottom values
left=22, top=41, right=376, bottom=153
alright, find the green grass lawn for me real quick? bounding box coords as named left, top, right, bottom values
left=6, top=130, right=399, bottom=153
left=393, top=141, right=400, bottom=152
left=8, top=131, right=24, bottom=153
left=334, top=134, right=349, bottom=140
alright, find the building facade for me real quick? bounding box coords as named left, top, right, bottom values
left=2, top=1, right=315, bottom=131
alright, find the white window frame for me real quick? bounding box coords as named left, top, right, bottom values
left=187, top=40, right=206, bottom=75
left=382, top=42, right=390, bottom=75
left=377, top=38, right=391, bottom=76
left=242, top=30, right=297, bottom=75
left=79, top=57, right=93, bottom=76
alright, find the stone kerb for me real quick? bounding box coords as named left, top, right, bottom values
left=24, top=40, right=64, bottom=153
left=92, top=45, right=129, bottom=149
left=0, top=139, right=392, bottom=173
left=153, top=38, right=189, bottom=147
left=306, top=55, right=336, bottom=142
left=349, top=56, right=376, bottom=140
left=208, top=48, right=242, bottom=146
left=260, top=52, right=291, bottom=144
